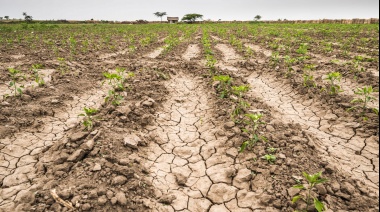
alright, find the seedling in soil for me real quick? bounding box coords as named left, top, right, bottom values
left=79, top=107, right=98, bottom=130
left=270, top=51, right=280, bottom=67
left=31, top=64, right=45, bottom=86
left=239, top=113, right=267, bottom=153
left=8, top=68, right=25, bottom=97
left=324, top=72, right=343, bottom=95
left=284, top=56, right=297, bottom=78
left=57, top=57, right=67, bottom=75
left=351, top=60, right=366, bottom=79
left=262, top=154, right=276, bottom=164
left=103, top=67, right=134, bottom=106
left=244, top=46, right=254, bottom=59
left=348, top=86, right=378, bottom=119
left=267, top=147, right=277, bottom=153
left=296, top=43, right=308, bottom=55
left=231, top=85, right=250, bottom=120
left=213, top=75, right=232, bottom=98
left=292, top=171, right=328, bottom=212
left=302, top=64, right=316, bottom=88
left=206, top=54, right=217, bottom=76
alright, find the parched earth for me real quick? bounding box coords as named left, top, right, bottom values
left=0, top=28, right=379, bottom=212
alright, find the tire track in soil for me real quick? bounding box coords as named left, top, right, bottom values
left=141, top=73, right=266, bottom=212
left=215, top=42, right=379, bottom=192
left=0, top=85, right=108, bottom=209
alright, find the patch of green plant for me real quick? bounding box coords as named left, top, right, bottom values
left=8, top=68, right=25, bottom=97
left=267, top=147, right=277, bottom=153
left=103, top=67, right=134, bottom=106
left=284, top=55, right=297, bottom=78
left=57, top=57, right=67, bottom=75
left=324, top=72, right=343, bottom=95
left=231, top=85, right=250, bottom=120
left=302, top=64, right=316, bottom=88
left=296, top=43, right=308, bottom=55
left=31, top=64, right=45, bottom=86
left=348, top=86, right=378, bottom=120
left=262, top=154, right=276, bottom=164
left=239, top=113, right=267, bottom=153
left=213, top=75, right=232, bottom=98
left=292, top=171, right=328, bottom=212
left=78, top=107, right=98, bottom=130
left=270, top=51, right=280, bottom=67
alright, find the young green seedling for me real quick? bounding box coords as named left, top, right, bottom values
left=348, top=86, right=379, bottom=119
left=103, top=68, right=134, bottom=106
left=231, top=85, right=250, bottom=120
left=239, top=113, right=267, bottom=153
left=57, top=57, right=67, bottom=75
left=284, top=55, right=297, bottom=78
left=78, top=107, right=98, bottom=130
left=296, top=43, right=308, bottom=55
left=8, top=68, right=25, bottom=97
left=325, top=72, right=343, bottom=95
left=213, top=75, right=232, bottom=99
left=31, top=64, right=45, bottom=86
left=262, top=154, right=276, bottom=164
left=292, top=171, right=328, bottom=212
left=302, top=64, right=316, bottom=88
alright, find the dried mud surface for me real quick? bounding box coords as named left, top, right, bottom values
left=0, top=30, right=379, bottom=212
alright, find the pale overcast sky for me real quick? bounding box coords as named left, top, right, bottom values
left=0, top=0, right=379, bottom=21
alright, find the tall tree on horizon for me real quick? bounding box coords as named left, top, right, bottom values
left=154, top=12, right=167, bottom=23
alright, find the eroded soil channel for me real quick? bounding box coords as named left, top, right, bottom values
left=141, top=73, right=260, bottom=211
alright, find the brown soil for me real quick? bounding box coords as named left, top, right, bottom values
left=0, top=27, right=379, bottom=212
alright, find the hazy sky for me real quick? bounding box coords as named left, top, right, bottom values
left=0, top=0, right=379, bottom=21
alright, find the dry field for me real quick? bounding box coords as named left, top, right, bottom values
left=0, top=23, right=379, bottom=212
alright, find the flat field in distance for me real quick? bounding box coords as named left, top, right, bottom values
left=0, top=23, right=379, bottom=211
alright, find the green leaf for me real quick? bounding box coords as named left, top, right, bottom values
left=9, top=81, right=14, bottom=86
left=239, top=142, right=248, bottom=153
left=314, top=198, right=325, bottom=212
left=293, top=184, right=305, bottom=189
left=315, top=178, right=328, bottom=185
left=292, top=195, right=301, bottom=204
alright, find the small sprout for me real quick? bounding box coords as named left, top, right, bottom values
left=348, top=86, right=378, bottom=120
left=292, top=171, right=328, bottom=212
left=239, top=113, right=267, bottom=153
left=79, top=107, right=98, bottom=130
left=267, top=147, right=277, bottom=153
left=325, top=72, right=343, bottom=95
left=8, top=68, right=25, bottom=97
left=213, top=75, right=232, bottom=99
left=31, top=64, right=45, bottom=86
left=262, top=154, right=276, bottom=164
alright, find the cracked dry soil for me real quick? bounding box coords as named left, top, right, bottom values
left=213, top=37, right=379, bottom=191
left=142, top=74, right=257, bottom=211
left=1, top=32, right=379, bottom=212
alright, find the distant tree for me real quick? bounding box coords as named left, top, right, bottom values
left=4, top=16, right=9, bottom=20
left=153, top=12, right=167, bottom=23
left=0, top=17, right=3, bottom=20
left=254, top=15, right=262, bottom=21
left=22, top=12, right=33, bottom=23
left=182, top=14, right=203, bottom=23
